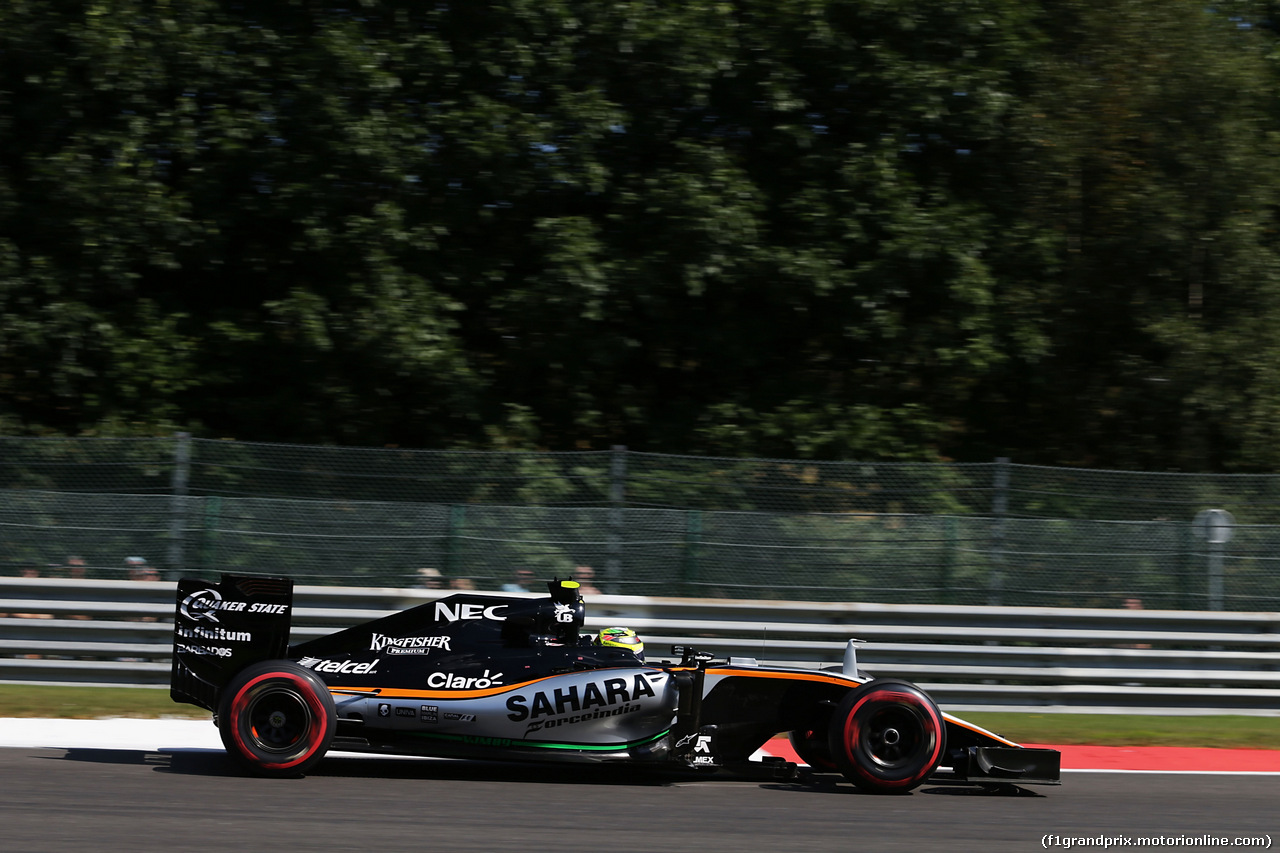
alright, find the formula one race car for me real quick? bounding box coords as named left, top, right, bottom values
left=170, top=575, right=1060, bottom=793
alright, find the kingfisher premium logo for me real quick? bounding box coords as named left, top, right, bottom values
left=368, top=633, right=452, bottom=655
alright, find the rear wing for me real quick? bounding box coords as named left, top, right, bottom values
left=170, top=574, right=294, bottom=713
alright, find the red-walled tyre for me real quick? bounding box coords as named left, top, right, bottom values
left=218, top=660, right=336, bottom=777
left=827, top=679, right=946, bottom=794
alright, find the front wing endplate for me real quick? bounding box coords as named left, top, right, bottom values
left=952, top=747, right=1062, bottom=785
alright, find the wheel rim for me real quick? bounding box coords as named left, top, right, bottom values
left=859, top=704, right=929, bottom=770
left=245, top=686, right=313, bottom=754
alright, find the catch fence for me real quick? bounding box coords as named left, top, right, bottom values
left=1, top=437, right=1279, bottom=610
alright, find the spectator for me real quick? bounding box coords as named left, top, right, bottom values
left=13, top=566, right=53, bottom=621
left=1120, top=596, right=1150, bottom=649
left=123, top=558, right=160, bottom=623
left=62, top=556, right=93, bottom=620
left=414, top=567, right=443, bottom=589
left=573, top=565, right=601, bottom=596
left=125, top=556, right=159, bottom=582
left=63, top=556, right=87, bottom=580
left=449, top=577, right=476, bottom=591
left=501, top=569, right=535, bottom=593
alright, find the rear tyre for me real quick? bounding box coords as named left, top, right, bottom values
left=827, top=679, right=945, bottom=794
left=218, top=660, right=336, bottom=777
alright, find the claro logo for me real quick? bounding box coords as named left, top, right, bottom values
left=427, top=669, right=503, bottom=689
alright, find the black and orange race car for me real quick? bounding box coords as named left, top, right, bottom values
left=170, top=574, right=1060, bottom=793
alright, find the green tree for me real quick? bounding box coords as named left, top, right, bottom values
left=4, top=0, right=1280, bottom=474
left=984, top=0, right=1280, bottom=470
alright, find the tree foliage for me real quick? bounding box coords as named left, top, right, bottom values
left=2, top=0, right=1279, bottom=470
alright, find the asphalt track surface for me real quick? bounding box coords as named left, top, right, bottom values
left=2, top=745, right=1277, bottom=852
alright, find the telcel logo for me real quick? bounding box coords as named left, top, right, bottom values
left=299, top=658, right=380, bottom=675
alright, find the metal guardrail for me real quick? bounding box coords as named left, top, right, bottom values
left=2, top=577, right=1278, bottom=713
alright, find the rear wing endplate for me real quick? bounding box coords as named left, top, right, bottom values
left=170, top=574, right=294, bottom=713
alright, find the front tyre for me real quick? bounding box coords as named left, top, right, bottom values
left=218, top=660, right=336, bottom=777
left=827, top=679, right=945, bottom=794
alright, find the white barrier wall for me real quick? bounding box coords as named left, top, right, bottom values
left=2, top=577, right=1278, bottom=713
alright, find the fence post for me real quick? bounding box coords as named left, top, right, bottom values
left=988, top=457, right=1010, bottom=606
left=445, top=504, right=466, bottom=580
left=1207, top=539, right=1226, bottom=611
left=167, top=432, right=191, bottom=578
left=682, top=509, right=702, bottom=596
left=938, top=515, right=957, bottom=604
left=199, top=495, right=221, bottom=580
left=606, top=446, right=626, bottom=594
left=1177, top=520, right=1193, bottom=610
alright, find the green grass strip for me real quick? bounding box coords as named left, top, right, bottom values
left=959, top=712, right=1280, bottom=750
left=0, top=684, right=207, bottom=719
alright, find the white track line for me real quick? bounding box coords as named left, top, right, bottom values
left=0, top=717, right=221, bottom=751
left=3, top=719, right=1277, bottom=775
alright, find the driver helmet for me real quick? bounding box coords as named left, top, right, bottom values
left=596, top=626, right=644, bottom=661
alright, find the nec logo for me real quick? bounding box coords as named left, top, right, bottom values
left=434, top=601, right=508, bottom=622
